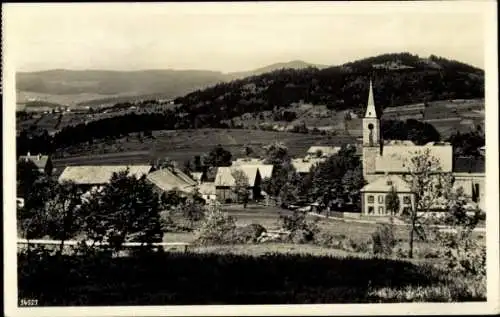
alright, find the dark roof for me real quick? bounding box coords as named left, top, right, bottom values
left=453, top=156, right=485, bottom=173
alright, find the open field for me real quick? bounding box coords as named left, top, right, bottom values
left=52, top=129, right=356, bottom=168
left=163, top=204, right=485, bottom=257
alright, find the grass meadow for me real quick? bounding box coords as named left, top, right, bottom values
left=52, top=128, right=352, bottom=170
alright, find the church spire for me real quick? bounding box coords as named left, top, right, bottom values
left=364, top=80, right=377, bottom=118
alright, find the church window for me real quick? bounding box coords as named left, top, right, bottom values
left=378, top=195, right=384, bottom=204
left=368, top=195, right=374, bottom=203
left=403, top=196, right=411, bottom=205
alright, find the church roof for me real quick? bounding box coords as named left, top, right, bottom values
left=361, top=175, right=412, bottom=193
left=364, top=80, right=377, bottom=118
left=376, top=143, right=453, bottom=173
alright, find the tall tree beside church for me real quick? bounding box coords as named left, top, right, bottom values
left=385, top=186, right=400, bottom=217
left=403, top=148, right=455, bottom=258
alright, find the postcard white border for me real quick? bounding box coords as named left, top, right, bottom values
left=3, top=1, right=499, bottom=316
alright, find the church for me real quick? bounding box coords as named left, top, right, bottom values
left=359, top=81, right=485, bottom=216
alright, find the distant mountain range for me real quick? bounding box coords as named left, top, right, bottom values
left=16, top=60, right=327, bottom=106
left=16, top=53, right=484, bottom=111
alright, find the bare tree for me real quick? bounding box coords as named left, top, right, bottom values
left=403, top=148, right=455, bottom=258
left=385, top=185, right=400, bottom=217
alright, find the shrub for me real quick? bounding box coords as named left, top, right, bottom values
left=194, top=208, right=237, bottom=245
left=279, top=210, right=320, bottom=243
left=371, top=222, right=397, bottom=256
left=437, top=232, right=486, bottom=277
left=232, top=224, right=267, bottom=244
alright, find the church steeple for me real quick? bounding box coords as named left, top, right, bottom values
left=362, top=79, right=380, bottom=147
left=364, top=80, right=377, bottom=118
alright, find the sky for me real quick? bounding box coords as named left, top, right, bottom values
left=3, top=2, right=491, bottom=73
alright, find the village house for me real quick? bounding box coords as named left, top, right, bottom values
left=214, top=165, right=262, bottom=203
left=360, top=174, right=415, bottom=216
left=146, top=167, right=198, bottom=196
left=58, top=165, right=152, bottom=193
left=291, top=157, right=326, bottom=175
left=197, top=182, right=217, bottom=203
left=18, top=152, right=53, bottom=175
left=232, top=158, right=274, bottom=180
left=360, top=80, right=485, bottom=216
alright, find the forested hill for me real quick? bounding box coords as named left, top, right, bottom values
left=174, top=53, right=484, bottom=124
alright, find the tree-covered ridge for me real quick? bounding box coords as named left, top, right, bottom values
left=175, top=53, right=484, bottom=124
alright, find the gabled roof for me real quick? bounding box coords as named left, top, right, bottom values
left=256, top=165, right=274, bottom=179
left=147, top=167, right=197, bottom=193
left=214, top=166, right=260, bottom=187
left=18, top=154, right=50, bottom=170
left=361, top=175, right=412, bottom=193
left=58, top=165, right=152, bottom=185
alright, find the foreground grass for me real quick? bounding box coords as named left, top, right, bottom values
left=19, top=246, right=484, bottom=306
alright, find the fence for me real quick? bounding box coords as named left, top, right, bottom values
left=17, top=239, right=191, bottom=252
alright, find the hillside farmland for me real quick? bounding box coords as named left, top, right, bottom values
left=52, top=129, right=357, bottom=169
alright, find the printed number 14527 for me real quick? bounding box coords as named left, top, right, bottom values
left=19, top=298, right=38, bottom=306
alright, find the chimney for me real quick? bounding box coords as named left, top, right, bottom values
left=37, top=154, right=42, bottom=160
left=27, top=151, right=31, bottom=157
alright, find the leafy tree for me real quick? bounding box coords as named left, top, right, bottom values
left=261, top=162, right=297, bottom=198
left=341, top=165, right=366, bottom=208
left=18, top=176, right=59, bottom=243
left=240, top=145, right=254, bottom=158
left=193, top=155, right=203, bottom=172
left=80, top=170, right=163, bottom=252
left=204, top=144, right=232, bottom=167
left=403, top=148, right=456, bottom=258
left=262, top=141, right=289, bottom=165
left=310, top=145, right=361, bottom=208
left=177, top=197, right=206, bottom=230
left=385, top=186, right=400, bottom=216
left=44, top=181, right=83, bottom=253
left=195, top=205, right=237, bottom=245
left=231, top=169, right=250, bottom=208
left=160, top=189, right=185, bottom=210
left=153, top=157, right=176, bottom=171
left=182, top=160, right=193, bottom=175
left=447, top=130, right=485, bottom=156
left=17, top=159, right=42, bottom=198
left=381, top=119, right=441, bottom=145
